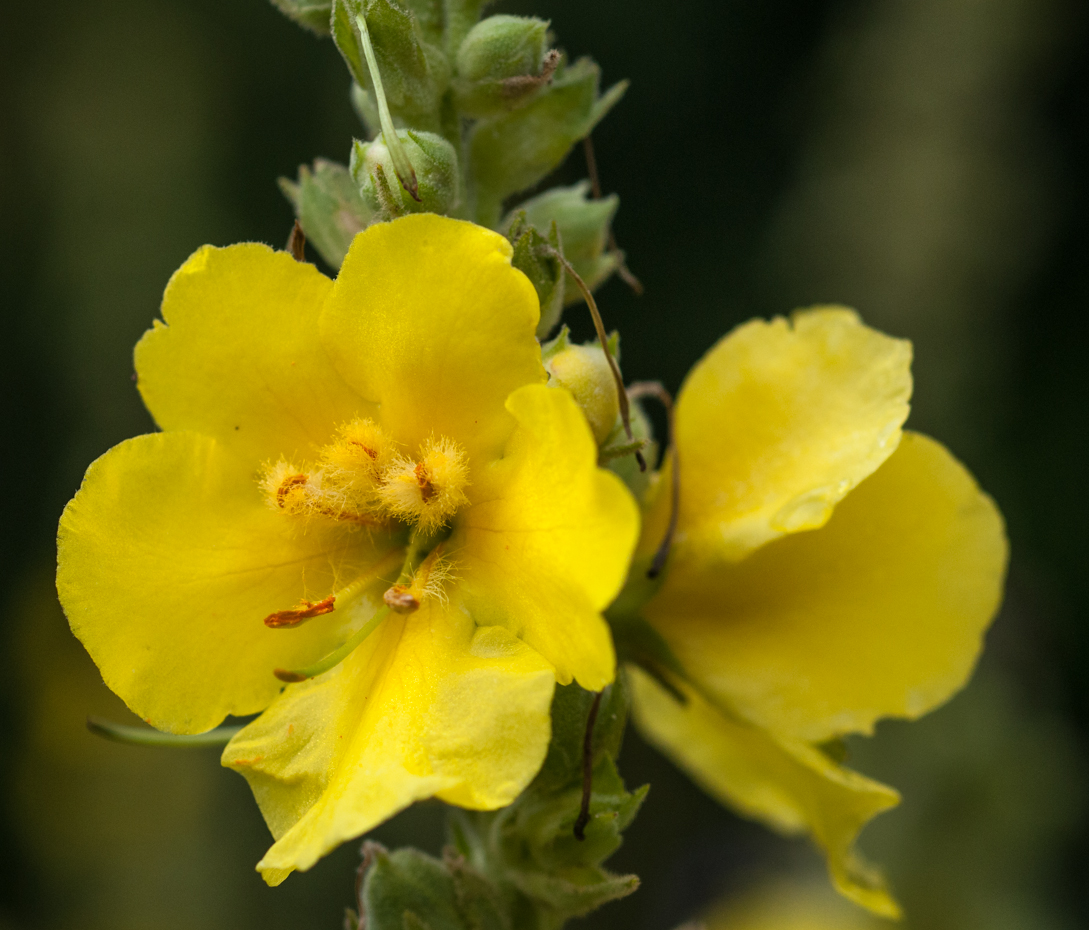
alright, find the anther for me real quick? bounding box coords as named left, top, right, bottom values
left=264, top=595, right=336, bottom=628
left=383, top=585, right=420, bottom=614
left=274, top=604, right=392, bottom=683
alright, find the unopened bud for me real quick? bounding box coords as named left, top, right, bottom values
left=351, top=130, right=460, bottom=218
left=454, top=15, right=557, bottom=117
left=544, top=331, right=620, bottom=445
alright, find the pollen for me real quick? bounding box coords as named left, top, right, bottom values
left=377, top=436, right=469, bottom=531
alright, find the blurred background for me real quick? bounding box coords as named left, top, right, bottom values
left=1, top=0, right=1087, bottom=927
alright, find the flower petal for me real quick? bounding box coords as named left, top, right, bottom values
left=454, top=384, right=640, bottom=691
left=647, top=432, right=1007, bottom=742
left=223, top=607, right=555, bottom=885
left=57, top=431, right=396, bottom=733
left=629, top=667, right=901, bottom=919
left=136, top=243, right=372, bottom=465
left=652, top=308, right=911, bottom=563
left=320, top=214, right=545, bottom=464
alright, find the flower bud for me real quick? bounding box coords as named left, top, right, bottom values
left=350, top=130, right=460, bottom=218
left=544, top=332, right=620, bottom=445
left=454, top=15, right=556, bottom=117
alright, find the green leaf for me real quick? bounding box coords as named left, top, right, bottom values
left=468, top=57, right=627, bottom=226
left=279, top=158, right=372, bottom=269
left=363, top=847, right=466, bottom=930
left=271, top=0, right=333, bottom=34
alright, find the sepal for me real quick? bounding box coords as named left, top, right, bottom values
left=332, top=0, right=449, bottom=131
left=279, top=159, right=373, bottom=269
left=270, top=0, right=333, bottom=34
left=505, top=213, right=565, bottom=338
left=507, top=182, right=620, bottom=305
left=468, top=57, right=627, bottom=226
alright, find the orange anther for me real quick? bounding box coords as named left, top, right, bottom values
left=264, top=595, right=336, bottom=628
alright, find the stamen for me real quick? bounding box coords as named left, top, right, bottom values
left=383, top=585, right=420, bottom=613
left=261, top=458, right=387, bottom=527
left=274, top=605, right=392, bottom=683
left=381, top=543, right=455, bottom=613
left=626, top=381, right=679, bottom=578
left=270, top=529, right=438, bottom=682
left=262, top=548, right=404, bottom=629
left=264, top=596, right=336, bottom=629
left=378, top=437, right=469, bottom=530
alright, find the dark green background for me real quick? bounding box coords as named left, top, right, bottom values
left=1, top=0, right=1087, bottom=927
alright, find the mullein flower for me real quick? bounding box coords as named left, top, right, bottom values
left=57, top=213, right=638, bottom=884
left=617, top=308, right=1007, bottom=917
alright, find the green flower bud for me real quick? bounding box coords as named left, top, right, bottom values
left=351, top=130, right=460, bottom=218
left=544, top=329, right=620, bottom=445
left=453, top=15, right=558, bottom=118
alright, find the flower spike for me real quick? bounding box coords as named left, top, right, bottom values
left=354, top=13, right=420, bottom=201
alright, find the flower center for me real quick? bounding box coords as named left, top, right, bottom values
left=260, top=418, right=470, bottom=532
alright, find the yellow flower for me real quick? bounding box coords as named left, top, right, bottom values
left=620, top=309, right=1007, bottom=917
left=57, top=214, right=638, bottom=884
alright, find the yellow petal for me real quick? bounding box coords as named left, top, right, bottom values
left=651, top=308, right=912, bottom=563
left=648, top=432, right=1007, bottom=742
left=320, top=214, right=545, bottom=464
left=629, top=667, right=901, bottom=919
left=136, top=243, right=372, bottom=465
left=223, top=605, right=554, bottom=884
left=57, top=431, right=394, bottom=734
left=454, top=384, right=639, bottom=691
